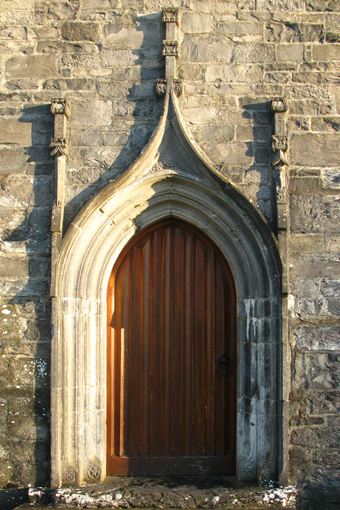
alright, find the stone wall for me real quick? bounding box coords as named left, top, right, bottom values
left=0, top=0, right=339, bottom=498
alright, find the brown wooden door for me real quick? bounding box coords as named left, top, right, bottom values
left=107, top=219, right=236, bottom=476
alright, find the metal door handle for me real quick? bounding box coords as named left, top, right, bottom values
left=215, top=354, right=232, bottom=375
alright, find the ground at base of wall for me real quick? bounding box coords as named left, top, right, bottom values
left=3, top=477, right=340, bottom=510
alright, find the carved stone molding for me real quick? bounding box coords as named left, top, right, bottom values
left=162, top=40, right=178, bottom=57
left=156, top=78, right=167, bottom=97
left=50, top=137, right=67, bottom=157
left=162, top=8, right=178, bottom=24
left=63, top=465, right=77, bottom=485
left=173, top=79, right=183, bottom=97
left=87, top=465, right=101, bottom=481
left=271, top=97, right=288, bottom=113
left=51, top=98, right=70, bottom=117
left=52, top=85, right=282, bottom=487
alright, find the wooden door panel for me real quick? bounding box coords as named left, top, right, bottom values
left=107, top=219, right=236, bottom=475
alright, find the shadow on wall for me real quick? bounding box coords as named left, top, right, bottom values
left=242, top=101, right=278, bottom=237
left=63, top=12, right=165, bottom=232
left=0, top=13, right=164, bottom=502
left=0, top=104, right=53, bottom=506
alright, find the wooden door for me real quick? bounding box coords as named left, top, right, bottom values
left=107, top=219, right=236, bottom=476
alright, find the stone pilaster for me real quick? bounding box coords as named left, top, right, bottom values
left=50, top=99, right=69, bottom=297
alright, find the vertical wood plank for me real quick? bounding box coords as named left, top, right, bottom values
left=107, top=219, right=236, bottom=475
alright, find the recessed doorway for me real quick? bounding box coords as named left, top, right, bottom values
left=107, top=218, right=237, bottom=476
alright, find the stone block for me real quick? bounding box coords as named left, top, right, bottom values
left=311, top=116, right=340, bottom=132
left=203, top=141, right=254, bottom=167
left=290, top=426, right=340, bottom=448
left=289, top=234, right=325, bottom=254
left=233, top=44, right=275, bottom=64
left=320, top=280, right=340, bottom=315
left=313, top=44, right=340, bottom=61
left=307, top=0, right=340, bottom=11
left=182, top=106, right=218, bottom=125
left=192, top=1, right=236, bottom=14
left=72, top=100, right=112, bottom=125
left=47, top=1, right=81, bottom=20
left=205, top=63, right=264, bottom=84
left=0, top=148, right=28, bottom=174
left=5, top=55, right=57, bottom=79
left=256, top=0, right=303, bottom=10
left=291, top=133, right=340, bottom=167
left=61, top=21, right=100, bottom=42
left=215, top=22, right=263, bottom=37
left=293, top=351, right=340, bottom=391
left=202, top=125, right=234, bottom=143
left=276, top=44, right=304, bottom=63
left=181, top=12, right=214, bottom=34
left=294, top=326, right=340, bottom=351
left=266, top=23, right=323, bottom=42
left=179, top=63, right=205, bottom=81
left=322, top=169, right=340, bottom=189
left=290, top=254, right=340, bottom=278
left=100, top=48, right=139, bottom=67
left=181, top=37, right=233, bottom=63
left=0, top=256, right=28, bottom=279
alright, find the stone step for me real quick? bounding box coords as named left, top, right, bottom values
left=21, top=477, right=298, bottom=509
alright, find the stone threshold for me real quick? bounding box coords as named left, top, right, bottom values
left=20, top=477, right=298, bottom=509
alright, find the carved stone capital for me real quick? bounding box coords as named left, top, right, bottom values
left=51, top=99, right=69, bottom=116
left=162, top=8, right=178, bottom=24
left=173, top=79, right=183, bottom=97
left=271, top=97, right=287, bottom=113
left=162, top=40, right=178, bottom=57
left=156, top=78, right=167, bottom=97
left=272, top=135, right=287, bottom=152
left=50, top=137, right=67, bottom=156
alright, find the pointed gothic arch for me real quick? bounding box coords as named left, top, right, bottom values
left=51, top=87, right=282, bottom=486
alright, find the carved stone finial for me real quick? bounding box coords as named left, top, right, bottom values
left=173, top=79, right=183, bottom=97
left=51, top=99, right=69, bottom=116
left=162, top=8, right=178, bottom=24
left=50, top=137, right=68, bottom=157
left=271, top=97, right=287, bottom=113
left=156, top=78, right=167, bottom=97
left=162, top=40, right=178, bottom=57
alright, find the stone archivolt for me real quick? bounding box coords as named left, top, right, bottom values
left=52, top=79, right=282, bottom=486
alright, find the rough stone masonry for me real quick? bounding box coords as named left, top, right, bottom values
left=0, top=0, right=339, bottom=507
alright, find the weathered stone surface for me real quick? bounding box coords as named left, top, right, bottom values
left=290, top=133, right=340, bottom=166
left=266, top=23, right=323, bottom=42
left=181, top=36, right=233, bottom=63
left=276, top=44, right=304, bottom=63
left=72, top=100, right=112, bottom=125
left=313, top=44, right=340, bottom=61
left=0, top=148, right=27, bottom=174
left=306, top=0, right=340, bottom=11
left=181, top=12, right=213, bottom=34
left=257, top=0, right=304, bottom=10
left=61, top=21, right=100, bottom=42
left=0, top=0, right=339, bottom=498
left=5, top=55, right=57, bottom=79
left=294, top=326, right=340, bottom=351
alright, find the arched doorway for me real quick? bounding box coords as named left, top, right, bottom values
left=107, top=219, right=236, bottom=476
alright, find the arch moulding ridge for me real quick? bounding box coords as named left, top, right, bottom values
left=51, top=82, right=283, bottom=487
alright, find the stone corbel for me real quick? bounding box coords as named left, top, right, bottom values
left=50, top=99, right=69, bottom=297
